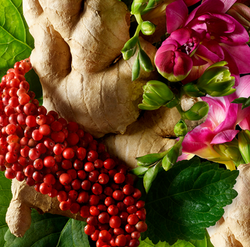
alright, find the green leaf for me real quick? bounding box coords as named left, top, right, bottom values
left=139, top=235, right=214, bottom=247
left=4, top=210, right=69, bottom=247
left=0, top=0, right=34, bottom=79
left=139, top=47, right=154, bottom=72
left=25, top=69, right=43, bottom=104
left=132, top=53, right=140, bottom=81
left=130, top=166, right=149, bottom=177
left=56, top=219, right=90, bottom=247
left=143, top=161, right=161, bottom=193
left=121, top=36, right=138, bottom=61
left=136, top=151, right=168, bottom=166
left=0, top=171, right=12, bottom=247
left=232, top=96, right=250, bottom=109
left=142, top=157, right=238, bottom=245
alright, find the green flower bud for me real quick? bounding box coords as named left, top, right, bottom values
left=121, top=36, right=139, bottom=60
left=141, top=21, right=156, bottom=36
left=131, top=0, right=147, bottom=14
left=174, top=120, right=188, bottom=137
left=213, top=140, right=244, bottom=167
left=182, top=101, right=209, bottom=121
left=138, top=80, right=174, bottom=110
left=183, top=82, right=206, bottom=97
left=197, top=61, right=235, bottom=97
left=165, top=96, right=179, bottom=108
left=238, top=130, right=250, bottom=164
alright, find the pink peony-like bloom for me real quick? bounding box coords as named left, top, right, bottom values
left=179, top=75, right=250, bottom=169
left=155, top=0, right=250, bottom=83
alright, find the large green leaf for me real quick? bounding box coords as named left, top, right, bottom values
left=0, top=171, right=12, bottom=247
left=56, top=219, right=90, bottom=247
left=142, top=157, right=238, bottom=245
left=140, top=232, right=214, bottom=247
left=4, top=210, right=69, bottom=247
left=0, top=0, right=34, bottom=78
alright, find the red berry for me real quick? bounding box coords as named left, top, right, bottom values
left=77, top=191, right=89, bottom=204
left=33, top=158, right=43, bottom=170
left=59, top=173, right=72, bottom=185
left=98, top=173, right=109, bottom=184
left=87, top=150, right=98, bottom=162
left=80, top=205, right=90, bottom=218
left=70, top=202, right=80, bottom=214
left=115, top=234, right=127, bottom=247
left=43, top=156, right=55, bottom=167
left=63, top=147, right=75, bottom=159
left=43, top=174, right=56, bottom=185
left=84, top=162, right=94, bottom=172
left=84, top=224, right=96, bottom=236
left=76, top=147, right=86, bottom=160
left=5, top=168, right=16, bottom=179
left=112, top=190, right=124, bottom=201
left=109, top=216, right=122, bottom=228
left=39, top=124, right=51, bottom=135
left=99, top=230, right=112, bottom=242
left=127, top=214, right=139, bottom=225
left=89, top=206, right=100, bottom=216
left=59, top=201, right=71, bottom=211
left=57, top=191, right=68, bottom=202
left=92, top=183, right=103, bottom=195
left=98, top=212, right=110, bottom=224
left=39, top=183, right=52, bottom=194
left=114, top=173, right=125, bottom=184
left=104, top=158, right=116, bottom=170
left=107, top=205, right=119, bottom=216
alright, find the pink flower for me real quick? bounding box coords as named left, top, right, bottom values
left=179, top=75, right=250, bottom=169
left=155, top=0, right=250, bottom=84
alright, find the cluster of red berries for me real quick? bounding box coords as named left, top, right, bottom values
left=0, top=58, right=147, bottom=247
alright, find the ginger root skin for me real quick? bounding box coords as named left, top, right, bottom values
left=23, top=0, right=157, bottom=138
left=208, top=164, right=250, bottom=247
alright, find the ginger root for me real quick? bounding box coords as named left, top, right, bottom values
left=23, top=0, right=157, bottom=138
left=207, top=164, right=250, bottom=247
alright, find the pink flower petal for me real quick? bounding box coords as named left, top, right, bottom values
left=239, top=114, right=250, bottom=130
left=211, top=129, right=239, bottom=144
left=221, top=44, right=250, bottom=75
left=166, top=0, right=188, bottom=33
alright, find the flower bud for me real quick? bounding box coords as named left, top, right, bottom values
left=213, top=140, right=244, bottom=167
left=196, top=61, right=235, bottom=97
left=182, top=101, right=209, bottom=121
left=141, top=21, right=156, bottom=35
left=228, top=3, right=250, bottom=33
left=131, top=0, right=147, bottom=14
left=238, top=130, right=250, bottom=164
left=183, top=82, right=206, bottom=97
left=174, top=120, right=188, bottom=137
left=138, top=80, right=174, bottom=110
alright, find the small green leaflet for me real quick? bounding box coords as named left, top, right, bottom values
left=142, top=157, right=238, bottom=245
left=0, top=0, right=34, bottom=78
left=232, top=96, right=250, bottom=109
left=0, top=172, right=12, bottom=247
